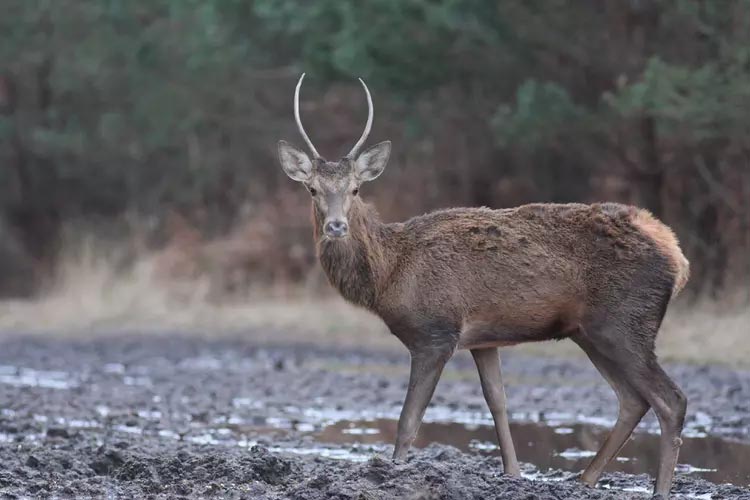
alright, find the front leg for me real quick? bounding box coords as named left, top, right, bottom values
left=393, top=348, right=452, bottom=460
left=472, top=347, right=520, bottom=476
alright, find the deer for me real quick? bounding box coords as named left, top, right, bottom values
left=277, top=74, right=690, bottom=498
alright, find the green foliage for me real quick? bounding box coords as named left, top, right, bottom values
left=606, top=56, right=750, bottom=141
left=253, top=0, right=512, bottom=92
left=1, top=0, right=750, bottom=294
left=493, top=80, right=589, bottom=149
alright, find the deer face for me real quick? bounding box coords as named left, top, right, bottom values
left=278, top=74, right=391, bottom=239
left=278, top=143, right=390, bottom=239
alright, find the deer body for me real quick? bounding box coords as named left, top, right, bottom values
left=316, top=199, right=683, bottom=352
left=278, top=74, right=689, bottom=498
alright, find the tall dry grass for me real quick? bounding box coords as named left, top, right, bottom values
left=0, top=234, right=394, bottom=346
left=0, top=232, right=746, bottom=366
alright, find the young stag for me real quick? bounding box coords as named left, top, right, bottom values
left=277, top=74, right=690, bottom=497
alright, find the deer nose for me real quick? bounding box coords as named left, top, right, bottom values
left=324, top=219, right=349, bottom=238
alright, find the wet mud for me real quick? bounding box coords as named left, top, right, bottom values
left=320, top=419, right=750, bottom=486
left=0, top=334, right=749, bottom=498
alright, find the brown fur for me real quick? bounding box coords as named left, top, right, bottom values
left=312, top=199, right=686, bottom=352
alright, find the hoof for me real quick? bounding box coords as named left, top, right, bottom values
left=578, top=473, right=597, bottom=488
left=503, top=466, right=522, bottom=478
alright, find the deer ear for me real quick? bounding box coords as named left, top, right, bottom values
left=354, top=141, right=390, bottom=182
left=278, top=140, right=313, bottom=182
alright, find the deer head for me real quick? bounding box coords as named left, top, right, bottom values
left=278, top=74, right=391, bottom=239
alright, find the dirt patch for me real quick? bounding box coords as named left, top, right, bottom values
left=0, top=334, right=748, bottom=498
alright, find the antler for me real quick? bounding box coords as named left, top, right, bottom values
left=294, top=74, right=373, bottom=160
left=294, top=73, right=321, bottom=159
left=346, top=78, right=373, bottom=159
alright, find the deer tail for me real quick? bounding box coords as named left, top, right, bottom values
left=631, top=209, right=690, bottom=298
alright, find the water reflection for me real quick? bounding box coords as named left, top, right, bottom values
left=318, top=419, right=750, bottom=486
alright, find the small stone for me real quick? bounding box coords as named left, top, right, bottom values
left=46, top=427, right=69, bottom=439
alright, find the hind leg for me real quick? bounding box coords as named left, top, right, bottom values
left=583, top=327, right=687, bottom=497
left=573, top=335, right=650, bottom=486
left=624, top=359, right=686, bottom=497
left=472, top=348, right=520, bottom=476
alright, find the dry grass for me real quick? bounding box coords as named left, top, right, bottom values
left=0, top=239, right=397, bottom=348
left=656, top=300, right=750, bottom=365
left=0, top=240, right=747, bottom=366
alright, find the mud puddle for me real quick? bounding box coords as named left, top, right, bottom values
left=2, top=336, right=750, bottom=498
left=316, top=418, right=750, bottom=487
left=108, top=402, right=748, bottom=488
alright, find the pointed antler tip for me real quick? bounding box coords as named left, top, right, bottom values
left=293, top=72, right=320, bottom=158
left=346, top=77, right=374, bottom=159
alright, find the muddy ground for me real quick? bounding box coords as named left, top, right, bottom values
left=0, top=333, right=749, bottom=499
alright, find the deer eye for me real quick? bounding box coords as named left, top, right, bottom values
left=308, top=187, right=317, bottom=196
left=352, top=188, right=359, bottom=196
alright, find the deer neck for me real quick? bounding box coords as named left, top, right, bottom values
left=313, top=198, right=393, bottom=309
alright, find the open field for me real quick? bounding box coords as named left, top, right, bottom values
left=0, top=251, right=748, bottom=498
left=1, top=334, right=750, bottom=498
left=4, top=2, right=750, bottom=498
left=1, top=285, right=747, bottom=366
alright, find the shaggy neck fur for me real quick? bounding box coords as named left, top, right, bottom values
left=313, top=198, right=394, bottom=309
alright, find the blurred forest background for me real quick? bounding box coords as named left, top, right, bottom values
left=0, top=0, right=749, bottom=336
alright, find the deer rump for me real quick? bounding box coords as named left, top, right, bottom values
left=376, top=202, right=689, bottom=352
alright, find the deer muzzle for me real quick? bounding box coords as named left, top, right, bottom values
left=324, top=219, right=349, bottom=238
